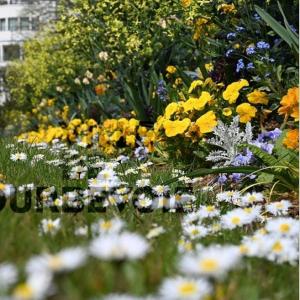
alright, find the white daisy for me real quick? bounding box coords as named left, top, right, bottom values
left=40, top=218, right=61, bottom=235
left=183, top=224, right=209, bottom=240
left=12, top=272, right=52, bottom=300
left=179, top=245, right=241, bottom=278
left=136, top=193, right=152, bottom=208
left=10, top=153, right=27, bottom=161
left=91, top=217, right=124, bottom=236
left=265, top=200, right=292, bottom=216
left=90, top=232, right=149, bottom=261
left=26, top=247, right=87, bottom=274
left=265, top=217, right=299, bottom=237
left=241, top=192, right=264, bottom=206
left=159, top=276, right=212, bottom=300
left=0, top=263, right=18, bottom=291
left=136, top=179, right=151, bottom=188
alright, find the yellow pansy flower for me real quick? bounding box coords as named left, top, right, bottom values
left=247, top=90, right=269, bottom=105
left=236, top=103, right=257, bottom=123
left=188, top=80, right=203, bottom=93
left=125, top=135, right=136, bottom=147
left=163, top=118, right=191, bottom=137
left=223, top=79, right=249, bottom=104
left=165, top=102, right=179, bottom=119
left=195, top=111, right=217, bottom=134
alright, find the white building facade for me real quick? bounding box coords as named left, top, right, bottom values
left=0, top=0, right=56, bottom=104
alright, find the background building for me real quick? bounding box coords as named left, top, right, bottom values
left=0, top=0, right=56, bottom=104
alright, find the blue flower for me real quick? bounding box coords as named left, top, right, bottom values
left=289, top=25, right=297, bottom=33
left=253, top=13, right=261, bottom=21
left=225, top=49, right=234, bottom=57
left=246, top=45, right=256, bottom=55
left=236, top=59, right=245, bottom=72
left=156, top=80, right=168, bottom=101
left=236, top=26, right=245, bottom=32
left=217, top=174, right=227, bottom=185
left=258, top=128, right=282, bottom=142
left=246, top=62, right=255, bottom=70
left=230, top=173, right=242, bottom=183
left=233, top=148, right=253, bottom=166
left=227, top=32, right=236, bottom=40
left=257, top=41, right=270, bottom=49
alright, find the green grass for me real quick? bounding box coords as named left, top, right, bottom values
left=0, top=138, right=298, bottom=300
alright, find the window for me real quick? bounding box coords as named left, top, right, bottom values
left=8, top=18, right=18, bottom=31
left=3, top=44, right=21, bottom=61
left=31, top=17, right=39, bottom=31
left=20, top=17, right=30, bottom=30
left=0, top=19, right=5, bottom=31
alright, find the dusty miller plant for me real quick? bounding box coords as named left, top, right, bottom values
left=206, top=116, right=253, bottom=167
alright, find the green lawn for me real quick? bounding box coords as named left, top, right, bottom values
left=0, top=138, right=298, bottom=300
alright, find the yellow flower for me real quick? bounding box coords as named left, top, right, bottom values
left=223, top=79, right=249, bottom=104
left=125, top=135, right=136, bottom=147
left=283, top=129, right=299, bottom=150
left=166, top=65, right=177, bottom=74
left=110, top=131, right=122, bottom=142
left=195, top=111, right=217, bottom=134
left=181, top=0, right=192, bottom=7
left=205, top=63, right=213, bottom=72
left=236, top=103, right=257, bottom=123
left=175, top=77, right=183, bottom=85
left=165, top=102, right=179, bottom=119
left=188, top=80, right=203, bottom=93
left=222, top=107, right=232, bottom=116
left=247, top=90, right=269, bottom=105
left=163, top=118, right=191, bottom=137
left=87, top=119, right=97, bottom=127
left=217, top=3, right=237, bottom=13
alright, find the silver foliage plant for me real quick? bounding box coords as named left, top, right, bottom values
left=206, top=116, right=253, bottom=167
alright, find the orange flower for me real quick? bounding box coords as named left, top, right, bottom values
left=283, top=129, right=299, bottom=150
left=278, top=87, right=299, bottom=120
left=95, top=84, right=107, bottom=95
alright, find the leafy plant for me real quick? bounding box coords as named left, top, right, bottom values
left=255, top=2, right=299, bottom=54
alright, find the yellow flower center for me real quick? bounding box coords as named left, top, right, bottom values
left=0, top=183, right=5, bottom=191
left=206, top=206, right=215, bottom=212
left=178, top=282, right=197, bottom=296
left=191, top=229, right=199, bottom=235
left=48, top=255, right=64, bottom=270
left=248, top=195, right=256, bottom=202
left=200, top=258, right=219, bottom=271
left=231, top=216, right=241, bottom=224
left=279, top=223, right=290, bottom=233
left=13, top=283, right=33, bottom=299
left=272, top=241, right=283, bottom=253
left=47, top=222, right=54, bottom=231
left=101, top=221, right=112, bottom=230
